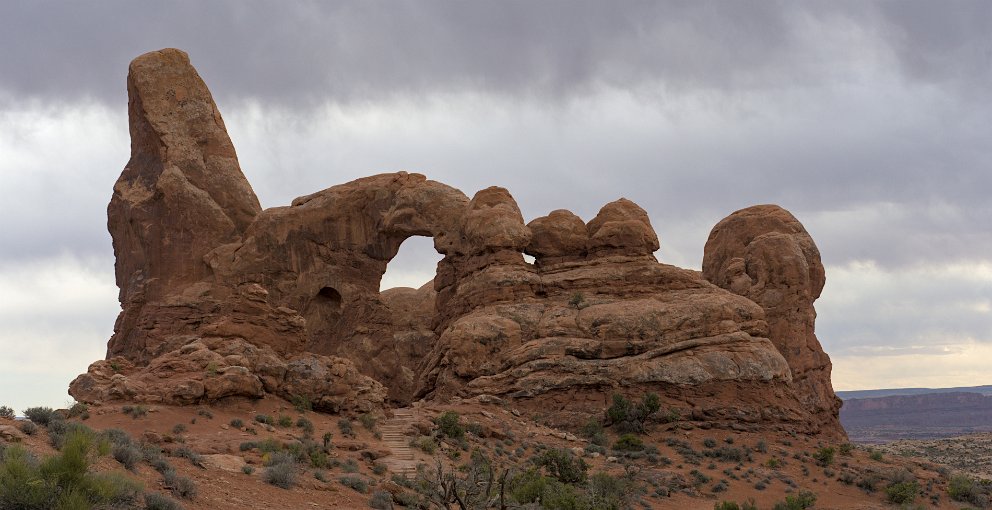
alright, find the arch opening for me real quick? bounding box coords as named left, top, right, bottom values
left=380, top=235, right=443, bottom=291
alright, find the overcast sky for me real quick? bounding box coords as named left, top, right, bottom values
left=2, top=1, right=990, bottom=413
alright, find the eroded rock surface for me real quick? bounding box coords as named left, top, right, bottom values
left=71, top=49, right=842, bottom=436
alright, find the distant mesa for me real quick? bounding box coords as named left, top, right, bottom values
left=69, top=48, right=844, bottom=437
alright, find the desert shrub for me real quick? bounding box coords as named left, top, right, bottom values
left=196, top=409, right=212, bottom=419
left=0, top=429, right=142, bottom=509
left=164, top=470, right=197, bottom=500
left=338, top=418, right=356, bottom=438
left=242, top=465, right=254, bottom=474
left=18, top=421, right=38, bottom=436
left=47, top=419, right=99, bottom=450
left=369, top=490, right=394, bottom=509
left=121, top=405, right=148, bottom=419
left=172, top=446, right=203, bottom=466
left=172, top=424, right=186, bottom=435
left=948, top=474, right=992, bottom=507
left=703, top=438, right=717, bottom=448
left=534, top=448, right=588, bottom=484
left=342, top=458, right=360, bottom=473
left=812, top=446, right=835, bottom=466
left=435, top=411, right=464, bottom=440
left=604, top=392, right=661, bottom=434
left=580, top=418, right=607, bottom=446
left=340, top=475, right=369, bottom=493
left=277, top=415, right=293, bottom=428
left=66, top=402, right=88, bottom=419
left=264, top=451, right=297, bottom=467
left=772, top=490, right=817, bottom=510
left=322, top=432, right=333, bottom=449
left=145, top=492, right=185, bottom=510
left=756, top=440, right=768, bottom=453
left=586, top=471, right=628, bottom=509
left=291, top=394, right=312, bottom=413
left=868, top=449, right=883, bottom=461
left=359, top=413, right=378, bottom=431
left=257, top=438, right=282, bottom=454
left=239, top=441, right=256, bottom=452
left=113, top=443, right=143, bottom=471
left=715, top=500, right=758, bottom=510
left=839, top=443, right=853, bottom=456
left=508, top=469, right=546, bottom=504
left=704, top=446, right=744, bottom=463
left=372, top=462, right=387, bottom=475
left=0, top=406, right=13, bottom=419
left=22, top=406, right=57, bottom=426
left=613, top=433, right=644, bottom=452
left=295, top=417, right=314, bottom=436
left=411, top=436, right=437, bottom=454
left=229, top=418, right=244, bottom=428
left=263, top=458, right=296, bottom=489
left=886, top=480, right=920, bottom=504
left=254, top=414, right=273, bottom=425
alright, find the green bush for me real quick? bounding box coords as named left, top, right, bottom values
left=338, top=418, right=355, bottom=438
left=435, top=411, right=464, bottom=440
left=277, top=415, right=293, bottom=428
left=0, top=429, right=142, bottom=509
left=340, top=475, right=369, bottom=493
left=263, top=458, right=297, bottom=489
left=229, top=418, right=244, bottom=428
left=772, top=490, right=816, bottom=510
left=66, top=402, right=88, bottom=419
left=164, top=470, right=197, bottom=500
left=885, top=480, right=920, bottom=504
left=359, top=413, right=377, bottom=431
left=296, top=417, right=314, bottom=436
left=535, top=448, right=588, bottom=484
left=715, top=500, right=757, bottom=510
left=254, top=414, right=273, bottom=425
left=604, top=393, right=661, bottom=434
left=18, top=421, right=38, bottom=436
left=613, top=433, right=644, bottom=452
left=812, top=446, right=835, bottom=466
left=0, top=406, right=13, bottom=419
left=291, top=394, right=312, bottom=413
left=145, top=492, right=185, bottom=510
left=172, top=446, right=202, bottom=466
left=369, top=490, right=393, bottom=509
left=947, top=474, right=991, bottom=506
left=579, top=418, right=606, bottom=446
left=121, top=405, right=147, bottom=419
left=112, top=444, right=143, bottom=471
left=586, top=472, right=627, bottom=510
left=838, top=443, right=853, bottom=456
left=23, top=407, right=57, bottom=426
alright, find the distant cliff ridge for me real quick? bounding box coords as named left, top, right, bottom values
left=841, top=391, right=992, bottom=443
left=837, top=384, right=992, bottom=400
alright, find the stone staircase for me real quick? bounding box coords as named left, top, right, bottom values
left=380, top=408, right=418, bottom=479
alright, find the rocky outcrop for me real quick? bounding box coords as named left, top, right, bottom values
left=702, top=204, right=841, bottom=433
left=71, top=48, right=843, bottom=437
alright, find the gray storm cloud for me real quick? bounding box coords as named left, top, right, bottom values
left=2, top=1, right=989, bottom=105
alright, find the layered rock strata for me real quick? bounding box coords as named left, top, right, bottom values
left=71, top=49, right=843, bottom=437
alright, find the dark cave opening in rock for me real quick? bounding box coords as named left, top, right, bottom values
left=317, top=286, right=342, bottom=309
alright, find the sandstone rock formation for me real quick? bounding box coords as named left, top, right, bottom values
left=702, top=205, right=841, bottom=432
left=71, top=48, right=843, bottom=437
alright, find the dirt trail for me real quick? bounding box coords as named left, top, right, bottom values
left=381, top=408, right=418, bottom=478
